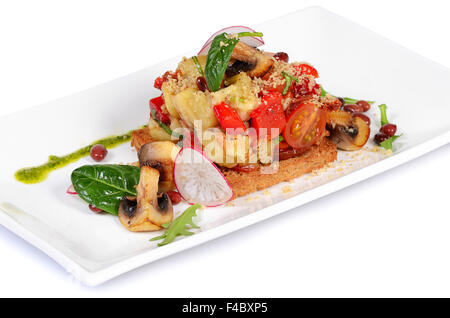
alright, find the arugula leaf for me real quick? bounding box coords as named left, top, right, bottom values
left=151, top=109, right=173, bottom=135
left=71, top=165, right=140, bottom=215
left=151, top=109, right=183, bottom=140
left=192, top=56, right=204, bottom=77
left=378, top=104, right=389, bottom=126
left=281, top=71, right=299, bottom=95
left=150, top=204, right=201, bottom=246
left=320, top=86, right=374, bottom=104
left=273, top=135, right=284, bottom=145
left=342, top=97, right=374, bottom=105
left=205, top=32, right=263, bottom=92
left=380, top=134, right=402, bottom=150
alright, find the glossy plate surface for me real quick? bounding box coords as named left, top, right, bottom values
left=0, top=7, right=449, bottom=285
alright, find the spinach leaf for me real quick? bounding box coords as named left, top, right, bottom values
left=71, top=165, right=140, bottom=215
left=205, top=31, right=263, bottom=92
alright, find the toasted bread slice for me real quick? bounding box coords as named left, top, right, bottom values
left=221, top=138, right=337, bottom=197
left=131, top=127, right=153, bottom=151
left=131, top=128, right=337, bottom=198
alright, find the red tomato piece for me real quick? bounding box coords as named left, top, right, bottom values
left=250, top=91, right=286, bottom=138
left=149, top=95, right=171, bottom=125
left=154, top=76, right=165, bottom=90
left=213, top=102, right=246, bottom=132
left=153, top=70, right=181, bottom=90
left=291, top=78, right=321, bottom=98
left=283, top=101, right=326, bottom=149
left=293, top=63, right=319, bottom=78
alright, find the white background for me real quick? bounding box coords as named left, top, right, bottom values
left=0, top=0, right=449, bottom=297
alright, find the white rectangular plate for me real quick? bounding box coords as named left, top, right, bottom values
left=0, top=7, right=449, bottom=286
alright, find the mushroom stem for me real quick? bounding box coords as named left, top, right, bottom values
left=138, top=141, right=180, bottom=193
left=118, top=166, right=173, bottom=232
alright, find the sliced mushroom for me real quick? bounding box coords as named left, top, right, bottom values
left=118, top=166, right=173, bottom=232
left=138, top=141, right=180, bottom=193
left=230, top=41, right=274, bottom=78
left=226, top=60, right=256, bottom=78
left=328, top=110, right=370, bottom=151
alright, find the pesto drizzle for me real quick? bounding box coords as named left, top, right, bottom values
left=15, top=128, right=139, bottom=184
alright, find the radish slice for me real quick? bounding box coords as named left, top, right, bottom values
left=174, top=147, right=233, bottom=207
left=66, top=184, right=77, bottom=195
left=198, top=25, right=264, bottom=56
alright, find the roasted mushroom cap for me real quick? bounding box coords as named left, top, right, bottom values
left=118, top=166, right=173, bottom=232
left=138, top=141, right=180, bottom=193
left=229, top=41, right=274, bottom=78
left=328, top=111, right=370, bottom=151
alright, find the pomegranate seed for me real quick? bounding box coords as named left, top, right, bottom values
left=166, top=190, right=182, bottom=205
left=89, top=205, right=103, bottom=213
left=196, top=76, right=208, bottom=92
left=374, top=133, right=389, bottom=145
left=380, top=123, right=397, bottom=137
left=352, top=113, right=371, bottom=126
left=343, top=104, right=365, bottom=113
left=356, top=100, right=371, bottom=112
left=292, top=78, right=315, bottom=97
left=90, top=144, right=108, bottom=162
left=273, top=52, right=289, bottom=63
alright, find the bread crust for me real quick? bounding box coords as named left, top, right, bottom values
left=131, top=128, right=337, bottom=198
left=131, top=127, right=153, bottom=151
left=221, top=138, right=337, bottom=197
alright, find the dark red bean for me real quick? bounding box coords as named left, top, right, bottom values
left=196, top=76, right=208, bottom=92
left=352, top=113, right=371, bottom=126
left=343, top=104, right=365, bottom=113
left=356, top=100, right=371, bottom=112
left=374, top=133, right=389, bottom=145
left=90, top=144, right=108, bottom=162
left=232, top=164, right=259, bottom=173
left=166, top=190, right=182, bottom=205
left=273, top=52, right=289, bottom=63
left=380, top=123, right=397, bottom=137
left=338, top=97, right=346, bottom=107
left=89, top=205, right=103, bottom=213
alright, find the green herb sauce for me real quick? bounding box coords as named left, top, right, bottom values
left=15, top=129, right=136, bottom=184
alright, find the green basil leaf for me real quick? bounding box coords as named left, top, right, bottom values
left=205, top=33, right=239, bottom=92
left=71, top=165, right=140, bottom=215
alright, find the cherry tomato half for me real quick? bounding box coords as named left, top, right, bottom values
left=283, top=102, right=326, bottom=149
